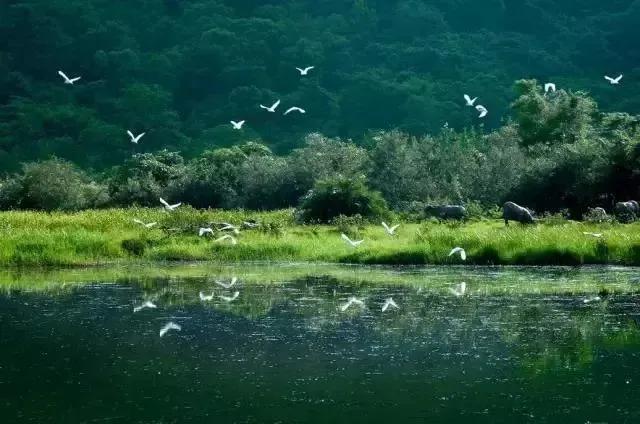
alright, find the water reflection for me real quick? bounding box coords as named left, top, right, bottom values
left=0, top=267, right=639, bottom=423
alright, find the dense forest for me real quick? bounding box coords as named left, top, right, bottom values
left=1, top=1, right=640, bottom=216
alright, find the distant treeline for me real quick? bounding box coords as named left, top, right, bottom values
left=1, top=80, right=639, bottom=218
left=1, top=0, right=640, bottom=170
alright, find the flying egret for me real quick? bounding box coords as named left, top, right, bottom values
left=243, top=221, right=260, bottom=229
left=475, top=105, right=488, bottom=118
left=159, top=322, right=181, bottom=337
left=133, top=301, right=157, bottom=313
left=215, top=234, right=237, bottom=245
left=220, top=291, right=240, bottom=302
left=58, top=70, right=81, bottom=85
left=464, top=94, right=477, bottom=106
left=260, top=99, right=281, bottom=112
left=340, top=296, right=365, bottom=312
left=284, top=107, right=305, bottom=115
left=127, top=131, right=145, bottom=144
left=449, top=282, right=467, bottom=297
left=341, top=233, right=364, bottom=248
left=583, top=296, right=602, bottom=304
left=382, top=297, right=399, bottom=312
left=199, top=291, right=214, bottom=301
left=605, top=74, right=623, bottom=85
left=544, top=83, right=556, bottom=93
left=583, top=232, right=603, bottom=238
left=199, top=227, right=214, bottom=237
left=220, top=223, right=240, bottom=234
left=133, top=219, right=157, bottom=229
left=296, top=66, right=314, bottom=75
left=160, top=197, right=181, bottom=211
left=230, top=120, right=245, bottom=130
left=381, top=222, right=400, bottom=236
left=449, top=247, right=467, bottom=261
left=215, top=277, right=238, bottom=289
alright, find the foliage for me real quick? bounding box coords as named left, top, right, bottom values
left=298, top=177, right=389, bottom=223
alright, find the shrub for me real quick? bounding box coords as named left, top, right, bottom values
left=297, top=176, right=389, bottom=223
left=121, top=238, right=146, bottom=256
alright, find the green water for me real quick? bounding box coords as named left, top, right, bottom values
left=1, top=265, right=640, bottom=423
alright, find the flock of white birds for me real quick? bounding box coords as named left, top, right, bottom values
left=58, top=64, right=618, bottom=338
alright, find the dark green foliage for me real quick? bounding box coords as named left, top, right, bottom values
left=121, top=238, right=146, bottom=256
left=298, top=177, right=389, bottom=223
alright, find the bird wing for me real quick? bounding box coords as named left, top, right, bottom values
left=381, top=222, right=390, bottom=232
left=127, top=130, right=134, bottom=140
left=159, top=198, right=170, bottom=207
left=341, top=233, right=352, bottom=244
left=146, top=222, right=157, bottom=228
left=259, top=105, right=268, bottom=110
left=616, top=74, right=623, bottom=82
left=272, top=99, right=281, bottom=109
left=464, top=94, right=471, bottom=104
left=305, top=66, right=314, bottom=72
left=58, top=70, right=69, bottom=81
left=605, top=76, right=614, bottom=82
left=70, top=77, right=81, bottom=83
left=133, top=219, right=143, bottom=225
left=390, top=224, right=400, bottom=232
left=296, top=67, right=304, bottom=73
left=284, top=108, right=293, bottom=115
left=449, top=247, right=461, bottom=256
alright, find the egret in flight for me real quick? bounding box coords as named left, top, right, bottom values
left=341, top=233, right=364, bottom=248
left=449, top=247, right=467, bottom=261
left=220, top=291, right=240, bottom=302
left=58, top=70, right=81, bottom=85
left=133, top=219, right=157, bottom=229
left=133, top=301, right=157, bottom=313
left=296, top=66, right=314, bottom=76
left=475, top=105, right=488, bottom=118
left=159, top=322, right=181, bottom=337
left=382, top=297, right=399, bottom=312
left=160, top=197, right=181, bottom=211
left=605, top=74, right=623, bottom=85
left=284, top=107, right=305, bottom=115
left=260, top=99, right=281, bottom=112
left=230, top=120, right=245, bottom=130
left=340, top=296, right=365, bottom=312
left=464, top=94, right=477, bottom=106
left=215, top=277, right=238, bottom=289
left=381, top=222, right=400, bottom=236
left=127, top=131, right=145, bottom=144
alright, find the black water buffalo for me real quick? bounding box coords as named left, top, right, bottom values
left=614, top=200, right=640, bottom=221
left=503, top=201, right=535, bottom=225
left=425, top=205, right=467, bottom=221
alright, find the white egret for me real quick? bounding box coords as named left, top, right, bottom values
left=583, top=232, right=603, bottom=238
left=133, top=219, right=157, bottom=229
left=605, top=74, right=623, bottom=85
left=544, top=83, right=556, bottom=93
left=296, top=66, right=314, bottom=75
left=464, top=94, right=477, bottom=106
left=284, top=107, right=305, bottom=115
left=381, top=222, right=400, bottom=236
left=58, top=70, right=81, bottom=85
left=160, top=197, right=181, bottom=211
left=475, top=105, right=488, bottom=118
left=199, top=227, right=214, bottom=237
left=133, top=301, right=157, bottom=313
left=449, top=247, right=467, bottom=261
left=159, top=322, right=181, bottom=337
left=341, top=233, right=364, bottom=248
left=340, top=296, right=365, bottom=312
left=260, top=99, right=281, bottom=112
left=583, top=296, right=602, bottom=304
left=382, top=297, right=399, bottom=312
left=230, top=120, right=245, bottom=130
left=199, top=291, right=214, bottom=301
left=220, top=291, right=240, bottom=302
left=127, top=131, right=145, bottom=144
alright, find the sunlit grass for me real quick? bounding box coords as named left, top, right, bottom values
left=1, top=208, right=640, bottom=266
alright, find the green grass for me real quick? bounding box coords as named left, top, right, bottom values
left=1, top=207, right=640, bottom=267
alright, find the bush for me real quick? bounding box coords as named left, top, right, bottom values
left=297, top=176, right=389, bottom=223
left=121, top=238, right=146, bottom=256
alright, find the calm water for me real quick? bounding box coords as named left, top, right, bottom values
left=1, top=266, right=640, bottom=423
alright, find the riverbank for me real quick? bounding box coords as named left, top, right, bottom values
left=1, top=208, right=640, bottom=267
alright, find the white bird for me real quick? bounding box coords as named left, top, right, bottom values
left=199, top=227, right=214, bottom=237
left=260, top=99, right=281, bottom=112
left=284, top=107, right=306, bottom=115
left=230, top=120, right=245, bottom=130
left=449, top=282, right=467, bottom=297
left=464, top=94, right=478, bottom=106
left=215, top=234, right=237, bottom=245
left=243, top=221, right=260, bottom=228
left=127, top=130, right=145, bottom=144
left=381, top=222, right=400, bottom=236
left=341, top=233, right=364, bottom=248
left=215, top=277, right=238, bottom=289
left=475, top=105, right=488, bottom=118
left=199, top=291, right=214, bottom=301
left=159, top=197, right=181, bottom=211
left=583, top=232, right=603, bottom=238
left=583, top=296, right=602, bottom=304
left=605, top=74, right=623, bottom=85
left=133, top=219, right=157, bottom=229
left=58, top=70, right=81, bottom=85
left=219, top=291, right=240, bottom=302
left=382, top=297, right=399, bottom=312
left=159, top=322, right=181, bottom=337
left=133, top=301, right=157, bottom=313
left=296, top=66, right=315, bottom=76
left=340, top=296, right=365, bottom=312
left=544, top=83, right=556, bottom=93
left=220, top=223, right=240, bottom=234
left=449, top=247, right=467, bottom=261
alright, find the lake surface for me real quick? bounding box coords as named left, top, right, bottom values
left=1, top=265, right=640, bottom=423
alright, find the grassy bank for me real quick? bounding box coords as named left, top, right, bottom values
left=1, top=208, right=640, bottom=267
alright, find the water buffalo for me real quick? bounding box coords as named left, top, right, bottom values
left=503, top=201, right=535, bottom=225
left=586, top=207, right=608, bottom=222
left=425, top=205, right=467, bottom=221
left=614, top=200, right=640, bottom=222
